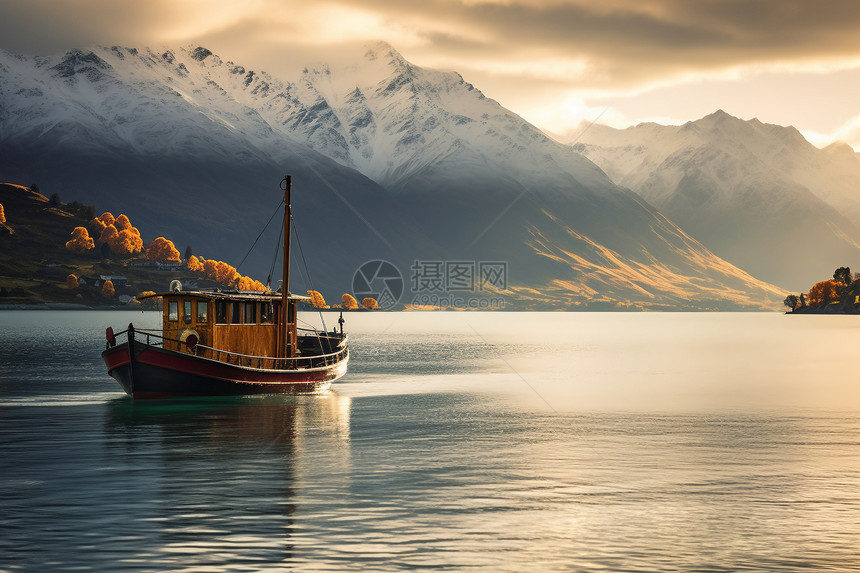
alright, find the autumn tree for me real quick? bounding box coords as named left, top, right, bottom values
left=146, top=237, right=181, bottom=262
left=102, top=280, right=115, bottom=298
left=90, top=214, right=108, bottom=234
left=808, top=280, right=840, bottom=306
left=187, top=255, right=205, bottom=271
left=113, top=227, right=143, bottom=255
left=92, top=212, right=115, bottom=231
left=186, top=250, right=263, bottom=291
left=137, top=290, right=160, bottom=308
left=203, top=259, right=240, bottom=285
left=362, top=297, right=379, bottom=310
left=0, top=202, right=5, bottom=223
left=66, top=274, right=79, bottom=289
left=342, top=293, right=358, bottom=310
left=308, top=290, right=329, bottom=308
left=237, top=275, right=266, bottom=291
left=65, top=227, right=95, bottom=252
left=783, top=294, right=798, bottom=311
left=114, top=214, right=132, bottom=231
left=99, top=224, right=118, bottom=245
left=99, top=223, right=142, bottom=256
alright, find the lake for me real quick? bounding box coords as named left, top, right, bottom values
left=1, top=310, right=859, bottom=571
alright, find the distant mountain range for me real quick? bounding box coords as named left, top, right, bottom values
left=572, top=111, right=860, bottom=290
left=0, top=43, right=788, bottom=309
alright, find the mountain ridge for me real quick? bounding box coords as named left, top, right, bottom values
left=0, top=43, right=787, bottom=309
left=573, top=110, right=860, bottom=289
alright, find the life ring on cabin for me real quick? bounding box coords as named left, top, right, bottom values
left=170, top=280, right=183, bottom=293
left=179, top=329, right=200, bottom=352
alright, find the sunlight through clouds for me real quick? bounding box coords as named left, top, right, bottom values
left=832, top=114, right=860, bottom=150
left=2, top=0, right=860, bottom=143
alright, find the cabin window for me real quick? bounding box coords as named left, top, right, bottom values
left=215, top=301, right=227, bottom=324
left=183, top=301, right=192, bottom=323
left=231, top=302, right=241, bottom=324
left=196, top=301, right=208, bottom=323
left=168, top=300, right=178, bottom=321
left=244, top=302, right=257, bottom=324
left=261, top=302, right=273, bottom=324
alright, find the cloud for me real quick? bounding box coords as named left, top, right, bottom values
left=313, top=0, right=860, bottom=88
left=3, top=0, right=860, bottom=135
left=6, top=1, right=860, bottom=80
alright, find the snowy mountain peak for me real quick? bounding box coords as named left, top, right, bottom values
left=573, top=110, right=860, bottom=288
left=0, top=42, right=792, bottom=309
left=51, top=48, right=112, bottom=80
left=363, top=41, right=410, bottom=71
left=189, top=46, right=214, bottom=61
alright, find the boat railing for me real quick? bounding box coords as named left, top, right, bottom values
left=114, top=326, right=348, bottom=371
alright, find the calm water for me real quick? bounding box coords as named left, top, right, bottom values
left=1, top=310, right=860, bottom=571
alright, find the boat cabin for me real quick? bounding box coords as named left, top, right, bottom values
left=149, top=290, right=310, bottom=363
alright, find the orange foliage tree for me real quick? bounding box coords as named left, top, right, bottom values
left=65, top=227, right=95, bottom=252
left=146, top=237, right=181, bottom=262
left=187, top=252, right=264, bottom=291
left=362, top=297, right=379, bottom=310
left=308, top=290, right=329, bottom=308
left=114, top=227, right=143, bottom=255
left=89, top=212, right=114, bottom=235
left=98, top=224, right=117, bottom=244
left=137, top=290, right=161, bottom=308
left=93, top=213, right=143, bottom=256
left=0, top=202, right=5, bottom=223
left=114, top=214, right=132, bottom=231
left=203, top=259, right=240, bottom=285
left=808, top=280, right=840, bottom=306
left=237, top=276, right=266, bottom=292
left=102, top=280, right=115, bottom=298
left=66, top=274, right=78, bottom=289
left=187, top=255, right=205, bottom=271
left=342, top=293, right=359, bottom=310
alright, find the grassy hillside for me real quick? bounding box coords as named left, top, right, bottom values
left=0, top=182, right=198, bottom=307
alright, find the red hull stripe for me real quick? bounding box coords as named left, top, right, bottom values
left=103, top=345, right=130, bottom=371
left=137, top=345, right=346, bottom=385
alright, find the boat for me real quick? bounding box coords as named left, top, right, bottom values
left=102, top=176, right=349, bottom=399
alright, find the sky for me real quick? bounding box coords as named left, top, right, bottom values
left=3, top=0, right=860, bottom=149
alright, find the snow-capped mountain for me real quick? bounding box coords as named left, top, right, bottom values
left=572, top=111, right=860, bottom=290
left=0, top=44, right=785, bottom=308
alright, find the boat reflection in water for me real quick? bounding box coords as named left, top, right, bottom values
left=103, top=392, right=352, bottom=568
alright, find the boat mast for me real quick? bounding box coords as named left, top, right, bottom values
left=281, top=175, right=292, bottom=359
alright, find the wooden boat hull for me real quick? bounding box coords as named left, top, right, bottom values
left=103, top=340, right=348, bottom=399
